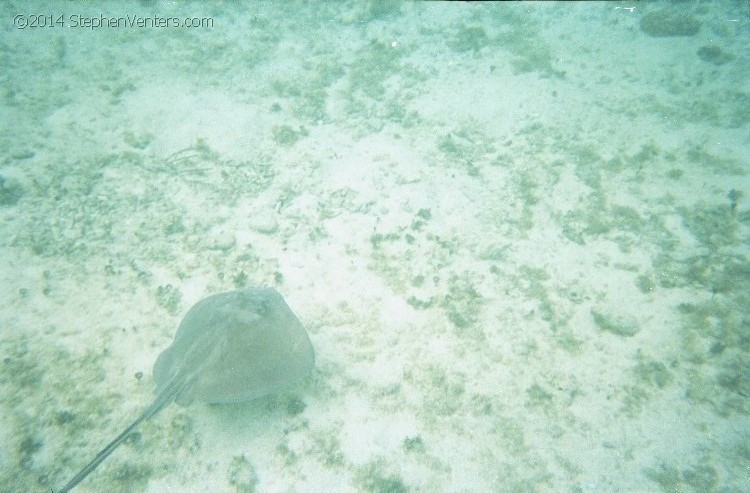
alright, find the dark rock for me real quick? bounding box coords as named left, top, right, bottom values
left=640, top=10, right=701, bottom=37
left=0, top=174, right=24, bottom=206
left=697, top=45, right=734, bottom=65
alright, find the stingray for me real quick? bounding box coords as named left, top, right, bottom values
left=56, top=287, right=315, bottom=492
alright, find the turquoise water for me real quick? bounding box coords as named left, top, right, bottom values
left=0, top=2, right=748, bottom=492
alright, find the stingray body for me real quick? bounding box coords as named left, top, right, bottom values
left=57, top=287, right=314, bottom=493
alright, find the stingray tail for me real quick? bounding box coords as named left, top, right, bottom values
left=55, top=376, right=185, bottom=493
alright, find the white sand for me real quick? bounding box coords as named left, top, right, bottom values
left=1, top=1, right=748, bottom=492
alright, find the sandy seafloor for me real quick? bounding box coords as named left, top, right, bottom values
left=1, top=1, right=749, bottom=492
